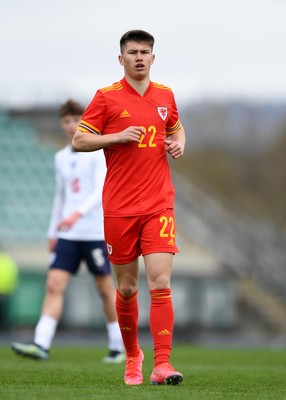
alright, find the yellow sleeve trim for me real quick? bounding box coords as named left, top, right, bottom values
left=78, top=120, right=101, bottom=135
left=166, top=120, right=182, bottom=135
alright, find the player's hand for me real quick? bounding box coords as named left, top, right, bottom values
left=57, top=211, right=82, bottom=232
left=164, top=139, right=185, bottom=159
left=117, top=126, right=145, bottom=143
left=48, top=238, right=57, bottom=252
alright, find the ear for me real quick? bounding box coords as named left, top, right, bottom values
left=151, top=54, right=155, bottom=65
left=118, top=55, right=124, bottom=65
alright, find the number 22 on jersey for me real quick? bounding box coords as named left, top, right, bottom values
left=138, top=125, right=156, bottom=148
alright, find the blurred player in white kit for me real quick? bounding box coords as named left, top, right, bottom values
left=11, top=99, right=124, bottom=363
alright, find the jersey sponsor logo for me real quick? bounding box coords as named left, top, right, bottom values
left=158, top=107, right=168, bottom=121
left=119, top=109, right=131, bottom=118
left=107, top=243, right=113, bottom=255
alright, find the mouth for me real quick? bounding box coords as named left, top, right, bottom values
left=135, top=63, right=145, bottom=70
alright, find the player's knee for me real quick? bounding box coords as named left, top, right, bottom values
left=46, top=278, right=65, bottom=296
left=150, top=275, right=170, bottom=290
left=117, top=284, right=137, bottom=298
left=116, top=273, right=138, bottom=297
left=97, top=286, right=113, bottom=301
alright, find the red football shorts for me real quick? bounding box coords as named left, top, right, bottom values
left=104, top=208, right=179, bottom=264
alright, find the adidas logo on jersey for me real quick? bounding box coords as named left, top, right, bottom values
left=167, top=238, right=175, bottom=246
left=120, top=109, right=131, bottom=118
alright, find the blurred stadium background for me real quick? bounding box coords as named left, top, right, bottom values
left=1, top=98, right=286, bottom=345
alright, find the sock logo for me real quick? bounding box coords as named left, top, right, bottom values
left=121, top=326, right=132, bottom=331
left=158, top=329, right=171, bottom=335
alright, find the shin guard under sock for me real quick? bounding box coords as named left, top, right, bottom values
left=116, top=289, right=140, bottom=357
left=150, top=288, right=174, bottom=366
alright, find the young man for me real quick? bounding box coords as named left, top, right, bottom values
left=72, top=30, right=186, bottom=385
left=11, top=99, right=124, bottom=363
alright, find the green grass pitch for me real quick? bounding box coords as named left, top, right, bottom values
left=0, top=345, right=285, bottom=399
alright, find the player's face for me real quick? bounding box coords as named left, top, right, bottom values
left=119, top=41, right=155, bottom=81
left=60, top=115, right=81, bottom=140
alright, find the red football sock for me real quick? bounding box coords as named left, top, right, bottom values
left=150, top=288, right=174, bottom=366
left=116, top=289, right=140, bottom=357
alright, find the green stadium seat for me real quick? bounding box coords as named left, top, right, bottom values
left=0, top=111, right=55, bottom=244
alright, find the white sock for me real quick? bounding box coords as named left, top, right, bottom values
left=34, top=315, right=58, bottom=350
left=106, top=321, right=124, bottom=352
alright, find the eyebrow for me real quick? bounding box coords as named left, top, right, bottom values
left=127, top=48, right=151, bottom=52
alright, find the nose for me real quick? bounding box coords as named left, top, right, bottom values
left=136, top=52, right=143, bottom=61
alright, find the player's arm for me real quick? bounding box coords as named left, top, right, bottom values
left=72, top=126, right=145, bottom=152
left=165, top=126, right=186, bottom=160
left=56, top=211, right=82, bottom=232
left=47, top=156, right=64, bottom=251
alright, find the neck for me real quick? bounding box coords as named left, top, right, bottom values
left=125, top=75, right=150, bottom=96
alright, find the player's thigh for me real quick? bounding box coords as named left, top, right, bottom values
left=104, top=217, right=141, bottom=264
left=46, top=268, right=71, bottom=294
left=50, top=239, right=82, bottom=275
left=140, top=208, right=179, bottom=255
left=93, top=274, right=116, bottom=298
left=144, top=252, right=174, bottom=290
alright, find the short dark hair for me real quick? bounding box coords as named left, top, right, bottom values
left=120, top=30, right=155, bottom=53
left=59, top=99, right=85, bottom=118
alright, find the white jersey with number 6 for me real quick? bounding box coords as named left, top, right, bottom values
left=47, top=145, right=106, bottom=240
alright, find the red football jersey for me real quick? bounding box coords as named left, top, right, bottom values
left=78, top=77, right=182, bottom=217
